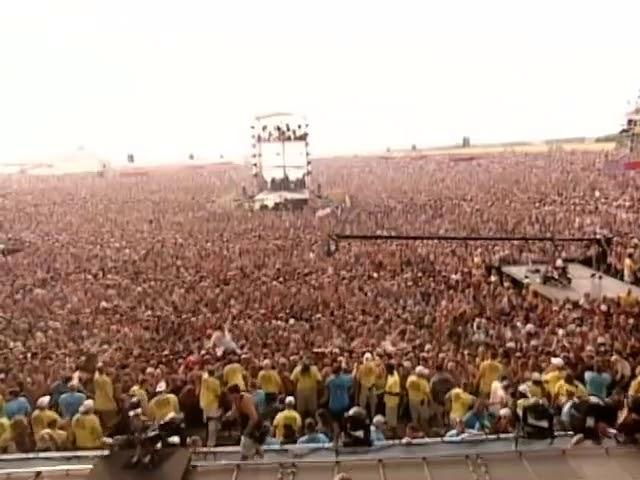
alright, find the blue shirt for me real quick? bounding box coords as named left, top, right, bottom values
left=5, top=396, right=31, bottom=420
left=463, top=411, right=491, bottom=431
left=370, top=426, right=385, bottom=444
left=50, top=381, right=70, bottom=409
left=58, top=391, right=87, bottom=419
left=326, top=373, right=353, bottom=414
left=584, top=371, right=611, bottom=398
left=297, top=432, right=330, bottom=445
left=253, top=390, right=267, bottom=416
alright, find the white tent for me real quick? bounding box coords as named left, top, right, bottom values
left=25, top=148, right=111, bottom=176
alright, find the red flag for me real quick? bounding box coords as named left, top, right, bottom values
left=623, top=160, right=640, bottom=171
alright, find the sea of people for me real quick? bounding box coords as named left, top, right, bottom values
left=0, top=150, right=639, bottom=454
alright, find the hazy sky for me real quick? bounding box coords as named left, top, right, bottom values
left=1, top=0, right=638, bottom=164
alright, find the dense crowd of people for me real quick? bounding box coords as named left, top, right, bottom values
left=0, top=150, right=639, bottom=454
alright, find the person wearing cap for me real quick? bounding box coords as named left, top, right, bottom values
left=148, top=381, right=180, bottom=424
left=70, top=400, right=104, bottom=449
left=492, top=408, right=513, bottom=434
left=94, top=364, right=118, bottom=433
left=272, top=396, right=301, bottom=441
left=4, top=389, right=31, bottom=421
left=199, top=367, right=221, bottom=447
left=542, top=357, right=566, bottom=394
left=355, top=353, right=378, bottom=417
left=370, top=414, right=386, bottom=444
left=297, top=418, right=329, bottom=445
left=58, top=381, right=87, bottom=420
left=523, top=373, right=546, bottom=400
left=257, top=359, right=282, bottom=409
left=291, top=358, right=323, bottom=419
left=383, top=363, right=401, bottom=437
left=405, top=366, right=430, bottom=431
left=31, top=396, right=60, bottom=437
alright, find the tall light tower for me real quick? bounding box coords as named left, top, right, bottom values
left=627, top=89, right=640, bottom=156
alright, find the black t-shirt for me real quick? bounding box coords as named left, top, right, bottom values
left=569, top=398, right=618, bottom=437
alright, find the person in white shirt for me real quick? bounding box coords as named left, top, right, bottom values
left=623, top=252, right=636, bottom=283
left=489, top=377, right=511, bottom=415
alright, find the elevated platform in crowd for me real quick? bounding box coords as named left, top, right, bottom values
left=501, top=262, right=640, bottom=302
left=1, top=436, right=639, bottom=480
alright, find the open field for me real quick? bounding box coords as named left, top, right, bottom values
left=383, top=140, right=617, bottom=158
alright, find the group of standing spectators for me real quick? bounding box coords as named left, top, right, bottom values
left=0, top=149, right=639, bottom=452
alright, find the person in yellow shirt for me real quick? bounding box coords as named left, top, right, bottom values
left=291, top=359, right=323, bottom=418
left=627, top=366, right=640, bottom=398
left=223, top=360, right=247, bottom=391
left=553, top=372, right=587, bottom=407
left=619, top=288, right=638, bottom=308
left=128, top=382, right=149, bottom=416
left=356, top=352, right=378, bottom=417
left=446, top=385, right=476, bottom=424
left=257, top=360, right=282, bottom=407
left=70, top=400, right=104, bottom=449
left=148, top=382, right=180, bottom=423
left=405, top=366, right=431, bottom=431
left=542, top=357, right=566, bottom=394
left=94, top=365, right=118, bottom=433
left=476, top=351, right=503, bottom=397
left=199, top=368, right=222, bottom=446
left=373, top=354, right=386, bottom=405
left=523, top=373, right=547, bottom=400
left=31, top=396, right=60, bottom=437
left=272, top=396, right=302, bottom=442
left=384, top=363, right=401, bottom=436
left=35, top=418, right=69, bottom=451
left=0, top=416, right=10, bottom=450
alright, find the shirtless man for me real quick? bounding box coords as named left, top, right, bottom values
left=224, top=384, right=264, bottom=460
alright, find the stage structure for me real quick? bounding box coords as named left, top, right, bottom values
left=242, top=112, right=312, bottom=210
left=502, top=262, right=640, bottom=302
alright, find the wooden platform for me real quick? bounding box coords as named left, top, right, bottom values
left=501, top=263, right=640, bottom=302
